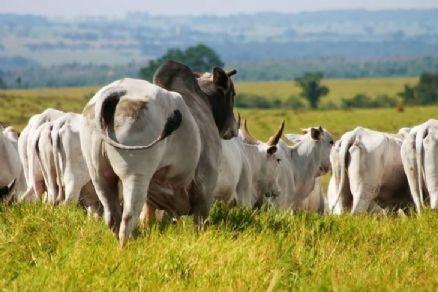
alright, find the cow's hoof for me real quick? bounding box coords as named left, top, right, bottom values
left=119, top=236, right=127, bottom=249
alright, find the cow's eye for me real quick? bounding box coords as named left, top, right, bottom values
left=276, top=158, right=281, bottom=163
left=329, top=140, right=334, bottom=145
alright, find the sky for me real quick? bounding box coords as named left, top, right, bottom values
left=0, top=0, right=437, bottom=17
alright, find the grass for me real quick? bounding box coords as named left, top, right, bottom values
left=236, top=77, right=418, bottom=105
left=0, top=203, right=437, bottom=290
left=0, top=79, right=437, bottom=290
left=0, top=76, right=417, bottom=129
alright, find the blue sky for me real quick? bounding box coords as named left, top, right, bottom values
left=1, top=0, right=437, bottom=17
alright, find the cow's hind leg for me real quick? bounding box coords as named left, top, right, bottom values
left=119, top=174, right=151, bottom=247
left=86, top=136, right=122, bottom=234
left=90, top=165, right=121, bottom=234
left=348, top=144, right=376, bottom=214
left=401, top=135, right=422, bottom=213
left=423, top=133, right=438, bottom=209
left=64, top=180, right=83, bottom=204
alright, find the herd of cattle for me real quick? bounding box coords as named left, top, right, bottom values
left=0, top=61, right=437, bottom=246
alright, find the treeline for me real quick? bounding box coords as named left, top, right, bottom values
left=1, top=56, right=438, bottom=88
left=0, top=62, right=142, bottom=89
left=236, top=92, right=398, bottom=110
left=231, top=57, right=438, bottom=81
left=236, top=72, right=438, bottom=110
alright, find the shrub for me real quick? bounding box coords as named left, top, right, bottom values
left=341, top=93, right=397, bottom=109
left=398, top=72, right=438, bottom=105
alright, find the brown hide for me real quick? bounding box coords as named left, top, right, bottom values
left=153, top=61, right=222, bottom=216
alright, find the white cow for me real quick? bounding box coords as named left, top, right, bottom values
left=51, top=113, right=89, bottom=203
left=237, top=119, right=283, bottom=207
left=212, top=137, right=252, bottom=207
left=328, top=127, right=412, bottom=214
left=0, top=126, right=26, bottom=200
left=52, top=113, right=102, bottom=214
left=24, top=113, right=102, bottom=214
left=297, top=178, right=327, bottom=213
left=273, top=126, right=333, bottom=211
left=401, top=119, right=438, bottom=212
left=33, top=122, right=59, bottom=204
left=80, top=63, right=238, bottom=246
left=18, top=108, right=64, bottom=202
left=212, top=120, right=283, bottom=208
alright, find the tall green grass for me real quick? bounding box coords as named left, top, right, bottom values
left=0, top=82, right=437, bottom=290
left=0, top=203, right=437, bottom=290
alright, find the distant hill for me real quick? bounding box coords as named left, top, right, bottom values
left=0, top=9, right=438, bottom=87
left=1, top=9, right=438, bottom=66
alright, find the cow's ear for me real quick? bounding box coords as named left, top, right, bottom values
left=310, top=127, right=322, bottom=140
left=227, top=69, right=237, bottom=77
left=213, top=67, right=228, bottom=90
left=285, top=133, right=302, bottom=144
left=267, top=145, right=277, bottom=155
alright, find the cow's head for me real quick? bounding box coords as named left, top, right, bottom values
left=153, top=61, right=238, bottom=140
left=239, top=119, right=284, bottom=201
left=196, top=68, right=238, bottom=139
left=285, top=126, right=334, bottom=176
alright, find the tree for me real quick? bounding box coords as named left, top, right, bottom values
left=415, top=72, right=438, bottom=104
left=139, top=44, right=224, bottom=81
left=0, top=77, right=6, bottom=89
left=294, top=72, right=329, bottom=109
left=398, top=72, right=438, bottom=105
left=397, top=84, right=415, bottom=104
left=16, top=76, right=21, bottom=88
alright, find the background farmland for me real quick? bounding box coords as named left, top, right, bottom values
left=0, top=78, right=437, bottom=290
left=0, top=76, right=419, bottom=130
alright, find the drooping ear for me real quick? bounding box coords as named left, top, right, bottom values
left=310, top=127, right=322, bottom=140
left=213, top=67, right=229, bottom=90
left=285, top=133, right=303, bottom=144
left=227, top=69, right=237, bottom=77
left=267, top=145, right=277, bottom=155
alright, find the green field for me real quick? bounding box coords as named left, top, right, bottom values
left=236, top=77, right=418, bottom=105
left=0, top=76, right=418, bottom=129
left=0, top=79, right=438, bottom=290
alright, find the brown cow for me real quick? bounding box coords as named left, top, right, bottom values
left=80, top=61, right=237, bottom=246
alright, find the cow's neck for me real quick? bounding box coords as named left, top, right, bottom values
left=290, top=139, right=320, bottom=189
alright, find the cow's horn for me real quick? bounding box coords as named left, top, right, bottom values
left=267, top=120, right=285, bottom=146
left=241, top=119, right=258, bottom=145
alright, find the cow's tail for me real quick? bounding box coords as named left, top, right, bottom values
left=95, top=88, right=182, bottom=150
left=415, top=126, right=428, bottom=208
left=0, top=179, right=16, bottom=202
left=52, top=122, right=66, bottom=199
left=331, top=132, right=356, bottom=213
left=29, top=127, right=43, bottom=196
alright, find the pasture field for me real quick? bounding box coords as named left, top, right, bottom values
left=236, top=76, right=418, bottom=104
left=0, top=76, right=417, bottom=129
left=0, top=81, right=437, bottom=290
